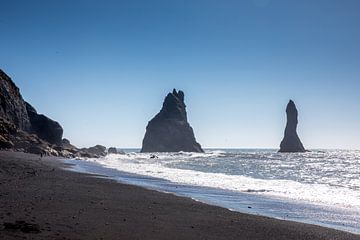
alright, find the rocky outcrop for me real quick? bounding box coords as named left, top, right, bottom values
left=141, top=89, right=203, bottom=153
left=108, top=147, right=125, bottom=154
left=0, top=118, right=58, bottom=156
left=52, top=139, right=105, bottom=158
left=0, top=135, right=14, bottom=149
left=279, top=100, right=306, bottom=152
left=81, top=145, right=107, bottom=157
left=61, top=138, right=71, bottom=145
left=53, top=138, right=80, bottom=157
left=108, top=147, right=117, bottom=154
left=0, top=69, right=68, bottom=156
left=0, top=69, right=111, bottom=158
left=0, top=70, right=31, bottom=131
left=25, top=102, right=63, bottom=145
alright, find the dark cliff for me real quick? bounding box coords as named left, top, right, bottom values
left=25, top=102, right=63, bottom=145
left=141, top=89, right=203, bottom=153
left=0, top=70, right=66, bottom=156
left=0, top=69, right=116, bottom=158
left=0, top=70, right=31, bottom=131
left=279, top=100, right=306, bottom=152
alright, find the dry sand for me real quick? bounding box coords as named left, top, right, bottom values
left=0, top=151, right=359, bottom=240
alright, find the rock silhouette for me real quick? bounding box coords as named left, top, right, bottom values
left=108, top=147, right=125, bottom=154
left=108, top=147, right=118, bottom=154
left=0, top=69, right=63, bottom=146
left=25, top=102, right=63, bottom=145
left=0, top=70, right=55, bottom=154
left=0, top=69, right=104, bottom=158
left=279, top=100, right=306, bottom=152
left=81, top=145, right=107, bottom=157
left=0, top=70, right=31, bottom=131
left=141, top=89, right=203, bottom=153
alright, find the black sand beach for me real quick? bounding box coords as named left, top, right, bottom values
left=0, top=151, right=359, bottom=240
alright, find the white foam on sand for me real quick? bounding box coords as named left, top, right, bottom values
left=86, top=151, right=360, bottom=211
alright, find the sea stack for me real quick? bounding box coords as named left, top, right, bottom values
left=141, top=89, right=203, bottom=153
left=279, top=100, right=306, bottom=152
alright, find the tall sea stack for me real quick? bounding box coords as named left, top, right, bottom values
left=279, top=100, right=306, bottom=152
left=141, top=89, right=203, bottom=153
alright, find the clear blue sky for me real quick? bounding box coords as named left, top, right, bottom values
left=1, top=0, right=360, bottom=149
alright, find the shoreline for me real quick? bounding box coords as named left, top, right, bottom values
left=63, top=157, right=360, bottom=235
left=0, top=151, right=359, bottom=240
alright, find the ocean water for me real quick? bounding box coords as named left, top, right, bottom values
left=65, top=149, right=360, bottom=234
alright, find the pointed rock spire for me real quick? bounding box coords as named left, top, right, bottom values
left=141, top=89, right=203, bottom=153
left=279, top=100, right=306, bottom=152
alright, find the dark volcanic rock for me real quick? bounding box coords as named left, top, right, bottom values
left=0, top=135, right=14, bottom=149
left=53, top=138, right=80, bottom=157
left=26, top=145, right=47, bottom=155
left=108, top=147, right=125, bottom=154
left=141, top=89, right=203, bottom=153
left=81, top=145, right=107, bottom=157
left=25, top=102, right=63, bottom=145
left=0, top=70, right=31, bottom=131
left=0, top=69, right=66, bottom=156
left=0, top=118, right=57, bottom=155
left=60, top=138, right=77, bottom=152
left=108, top=147, right=118, bottom=154
left=0, top=69, right=108, bottom=158
left=61, top=138, right=71, bottom=145
left=279, top=100, right=306, bottom=152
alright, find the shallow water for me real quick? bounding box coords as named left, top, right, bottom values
left=65, top=149, right=360, bottom=234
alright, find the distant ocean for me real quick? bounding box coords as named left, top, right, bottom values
left=66, top=149, right=360, bottom=234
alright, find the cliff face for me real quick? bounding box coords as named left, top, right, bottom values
left=0, top=69, right=117, bottom=158
left=0, top=70, right=31, bottom=131
left=0, top=70, right=64, bottom=145
left=25, top=102, right=63, bottom=145
left=141, top=89, right=203, bottom=153
left=0, top=69, right=66, bottom=156
left=279, top=100, right=306, bottom=152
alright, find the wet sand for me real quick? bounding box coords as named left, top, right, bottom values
left=0, top=151, right=359, bottom=240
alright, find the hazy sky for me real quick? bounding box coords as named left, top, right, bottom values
left=1, top=0, right=360, bottom=149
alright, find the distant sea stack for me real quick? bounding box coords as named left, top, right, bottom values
left=141, top=89, right=203, bottom=153
left=279, top=100, right=306, bottom=152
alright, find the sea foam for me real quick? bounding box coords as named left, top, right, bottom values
left=86, top=149, right=360, bottom=210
